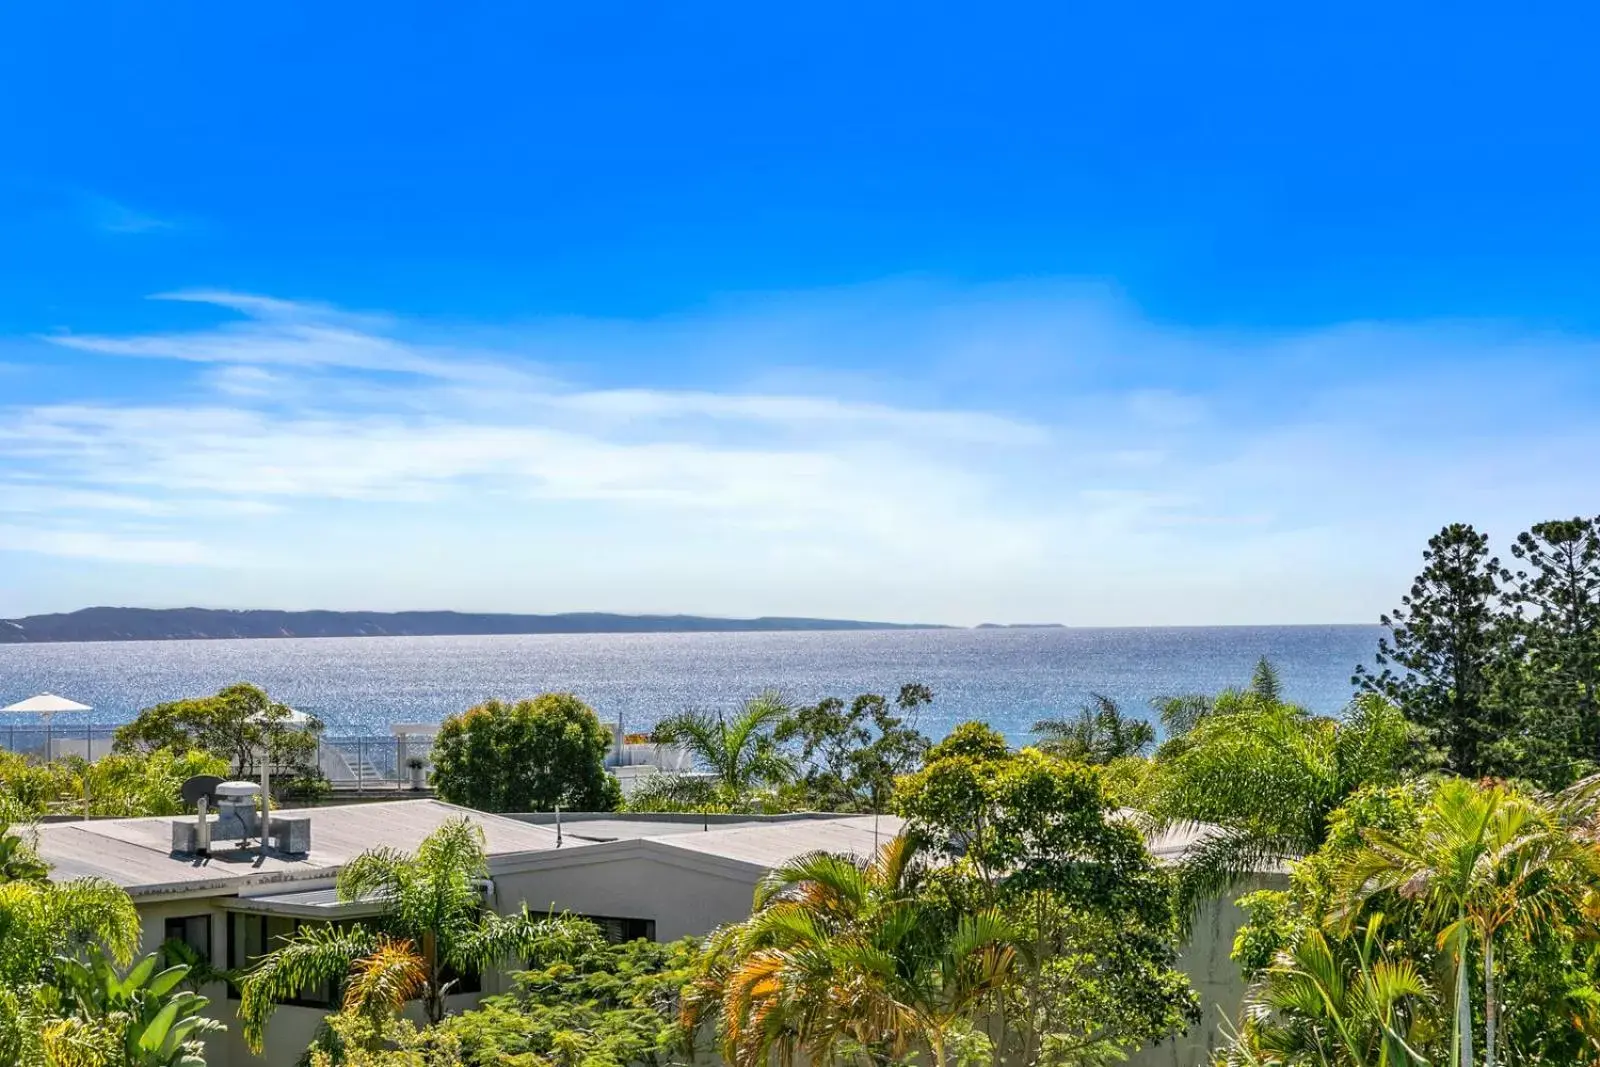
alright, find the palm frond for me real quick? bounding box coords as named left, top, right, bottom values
left=1153, top=693, right=1213, bottom=736
left=340, top=936, right=426, bottom=1019
left=1175, top=827, right=1303, bottom=936
left=334, top=848, right=408, bottom=906
left=449, top=910, right=595, bottom=974
left=238, top=923, right=376, bottom=1052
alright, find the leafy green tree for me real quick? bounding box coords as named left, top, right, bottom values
left=1031, top=693, right=1155, bottom=764
left=776, top=683, right=932, bottom=812
left=239, top=818, right=593, bottom=1051
left=897, top=724, right=1199, bottom=1066
left=113, top=682, right=323, bottom=794
left=1504, top=516, right=1600, bottom=784
left=447, top=933, right=700, bottom=1067
left=1139, top=691, right=1413, bottom=927
left=1355, top=523, right=1508, bottom=778
left=310, top=1009, right=465, bottom=1067
left=687, top=833, right=1019, bottom=1067
left=649, top=693, right=796, bottom=811
left=52, top=945, right=224, bottom=1067
left=430, top=694, right=621, bottom=813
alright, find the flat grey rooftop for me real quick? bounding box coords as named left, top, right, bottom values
left=35, top=801, right=1229, bottom=902
left=35, top=799, right=567, bottom=897
left=512, top=811, right=848, bottom=843
left=516, top=810, right=1219, bottom=865
left=655, top=815, right=905, bottom=868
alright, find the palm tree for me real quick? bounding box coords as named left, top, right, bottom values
left=1140, top=691, right=1412, bottom=928
left=686, top=834, right=1022, bottom=1067
left=1032, top=693, right=1155, bottom=764
left=238, top=817, right=591, bottom=1052
left=1336, top=779, right=1595, bottom=1067
left=0, top=876, right=140, bottom=987
left=1221, top=918, right=1435, bottom=1067
left=1154, top=656, right=1292, bottom=736
left=652, top=692, right=797, bottom=809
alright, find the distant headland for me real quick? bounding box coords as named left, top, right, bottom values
left=974, top=622, right=1067, bottom=629
left=0, top=607, right=953, bottom=644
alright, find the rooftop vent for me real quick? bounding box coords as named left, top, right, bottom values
left=170, top=777, right=311, bottom=857
left=215, top=780, right=262, bottom=846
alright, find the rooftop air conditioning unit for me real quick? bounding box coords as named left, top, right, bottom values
left=170, top=776, right=311, bottom=856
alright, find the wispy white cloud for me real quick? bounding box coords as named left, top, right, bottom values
left=82, top=195, right=173, bottom=235
left=0, top=525, right=218, bottom=565
left=8, top=284, right=1600, bottom=623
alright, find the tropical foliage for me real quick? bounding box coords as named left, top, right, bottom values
left=687, top=833, right=1021, bottom=1067
left=1139, top=679, right=1414, bottom=926
left=52, top=945, right=225, bottom=1066
left=1220, top=774, right=1600, bottom=1066
left=238, top=817, right=592, bottom=1052
left=644, top=693, right=797, bottom=812
left=1031, top=693, right=1155, bottom=764
left=1220, top=918, right=1436, bottom=1067
left=0, top=823, right=218, bottom=1067
left=639, top=686, right=938, bottom=814
left=113, top=682, right=325, bottom=797
left=446, top=933, right=700, bottom=1067
left=429, top=694, right=622, bottom=813
left=0, top=748, right=230, bottom=820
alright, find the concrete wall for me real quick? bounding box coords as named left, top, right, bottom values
left=495, top=846, right=762, bottom=942
left=1128, top=874, right=1283, bottom=1067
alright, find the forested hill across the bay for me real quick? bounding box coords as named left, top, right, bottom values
left=0, top=607, right=950, bottom=643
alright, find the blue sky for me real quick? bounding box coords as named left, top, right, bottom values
left=2, top=3, right=1598, bottom=624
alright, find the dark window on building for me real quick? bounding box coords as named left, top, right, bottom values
left=225, top=914, right=481, bottom=1002
left=440, top=960, right=482, bottom=996
left=578, top=915, right=656, bottom=943
left=226, top=913, right=338, bottom=1007
left=162, top=914, right=212, bottom=966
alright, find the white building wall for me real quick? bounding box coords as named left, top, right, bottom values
left=1127, top=874, right=1283, bottom=1067
left=494, top=848, right=762, bottom=942
left=124, top=852, right=1272, bottom=1067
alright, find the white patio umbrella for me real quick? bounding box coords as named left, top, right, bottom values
left=1, top=693, right=92, bottom=760
left=248, top=705, right=315, bottom=727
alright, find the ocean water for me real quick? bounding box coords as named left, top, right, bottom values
left=0, top=626, right=1384, bottom=743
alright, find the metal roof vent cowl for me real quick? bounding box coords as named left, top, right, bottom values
left=214, top=781, right=262, bottom=846
left=169, top=779, right=310, bottom=857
